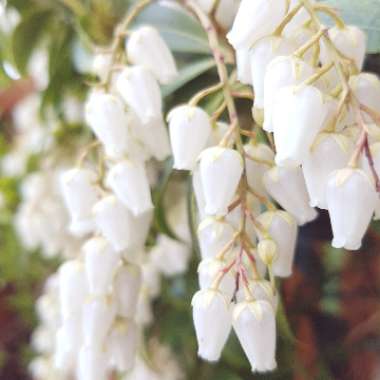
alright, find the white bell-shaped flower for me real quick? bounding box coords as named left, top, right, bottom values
left=127, top=26, right=178, bottom=84
left=126, top=210, right=153, bottom=254
left=303, top=133, right=353, bottom=209
left=168, top=105, right=211, bottom=170
left=250, top=36, right=297, bottom=109
left=236, top=48, right=252, bottom=85
left=363, top=143, right=380, bottom=219
left=349, top=73, right=380, bottom=119
left=135, top=116, right=171, bottom=161
left=233, top=300, right=277, bottom=372
left=78, top=346, right=107, bottom=380
left=326, top=168, right=377, bottom=250
left=85, top=91, right=131, bottom=159
left=264, top=166, right=318, bottom=225
left=198, top=258, right=235, bottom=299
left=150, top=234, right=190, bottom=276
left=263, top=56, right=314, bottom=132
left=273, top=85, right=328, bottom=167
left=200, top=147, right=243, bottom=216
left=82, top=237, right=120, bottom=295
left=82, top=295, right=116, bottom=346
left=244, top=143, right=274, bottom=196
left=58, top=260, right=88, bottom=319
left=193, top=166, right=207, bottom=220
left=245, top=280, right=278, bottom=310
left=92, top=53, right=112, bottom=82
left=321, top=25, right=367, bottom=71
left=106, top=160, right=153, bottom=216
left=116, top=66, right=162, bottom=124
left=207, top=121, right=230, bottom=147
left=114, top=263, right=142, bottom=318
left=198, top=217, right=236, bottom=259
left=60, top=168, right=98, bottom=236
left=54, top=328, right=76, bottom=372
left=93, top=195, right=134, bottom=252
left=256, top=211, right=298, bottom=277
left=192, top=289, right=232, bottom=361
left=227, top=0, right=288, bottom=49
left=107, top=319, right=138, bottom=372
left=196, top=0, right=240, bottom=29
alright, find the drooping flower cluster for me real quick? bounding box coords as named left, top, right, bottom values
left=165, top=0, right=380, bottom=374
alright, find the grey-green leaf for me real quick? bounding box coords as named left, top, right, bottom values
left=162, top=58, right=216, bottom=97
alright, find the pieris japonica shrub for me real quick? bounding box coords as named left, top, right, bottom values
left=2, top=0, right=380, bottom=378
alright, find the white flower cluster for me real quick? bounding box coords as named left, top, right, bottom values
left=229, top=0, right=380, bottom=251
left=165, top=0, right=380, bottom=374
left=29, top=23, right=187, bottom=380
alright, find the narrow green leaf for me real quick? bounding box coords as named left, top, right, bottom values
left=162, top=58, right=216, bottom=97
left=11, top=9, right=52, bottom=74
left=132, top=2, right=210, bottom=54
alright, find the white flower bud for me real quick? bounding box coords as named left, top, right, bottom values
left=236, top=48, right=252, bottom=84
left=207, top=121, right=230, bottom=147
left=85, top=91, right=131, bottom=159
left=233, top=300, right=277, bottom=372
left=82, top=295, right=116, bottom=346
left=31, top=327, right=53, bottom=354
left=349, top=73, right=380, bottom=120
left=135, top=116, right=171, bottom=161
left=116, top=66, right=162, bottom=124
left=198, top=258, right=235, bottom=298
left=150, top=235, right=190, bottom=276
left=78, top=346, right=107, bottom=380
left=273, top=85, right=328, bottom=167
left=200, top=147, right=243, bottom=216
left=192, top=289, right=232, bottom=362
left=244, top=143, right=274, bottom=196
left=93, top=195, right=134, bottom=252
left=114, top=264, right=142, bottom=318
left=257, top=211, right=298, bottom=277
left=264, top=166, right=318, bottom=225
left=257, top=239, right=277, bottom=266
left=250, top=280, right=278, bottom=310
left=363, top=143, right=380, bottom=219
left=54, top=321, right=80, bottom=372
left=198, top=217, right=236, bottom=259
left=127, top=210, right=153, bottom=253
left=263, top=56, right=314, bottom=132
left=227, top=0, right=288, bottom=49
left=36, top=294, right=60, bottom=328
left=60, top=168, right=98, bottom=236
left=107, top=319, right=138, bottom=372
left=303, top=133, right=353, bottom=209
left=107, top=160, right=153, bottom=216
left=58, top=260, right=88, bottom=319
left=83, top=237, right=120, bottom=295
left=127, top=26, right=178, bottom=84
left=250, top=36, right=297, bottom=109
left=168, top=105, right=212, bottom=170
left=321, top=25, right=367, bottom=71
left=326, top=168, right=377, bottom=250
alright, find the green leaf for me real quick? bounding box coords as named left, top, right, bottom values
left=11, top=9, right=52, bottom=74
left=162, top=58, right=216, bottom=97
left=132, top=2, right=210, bottom=54
left=322, top=0, right=380, bottom=53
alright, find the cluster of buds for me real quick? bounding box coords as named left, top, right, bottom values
left=165, top=0, right=380, bottom=374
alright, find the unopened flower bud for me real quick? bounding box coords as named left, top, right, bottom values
left=257, top=239, right=277, bottom=266
left=78, top=346, right=107, bottom=380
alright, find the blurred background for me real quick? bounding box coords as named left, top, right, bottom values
left=0, top=0, right=380, bottom=379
